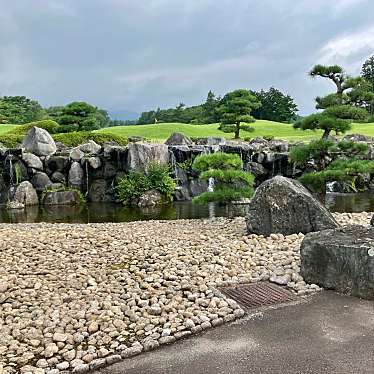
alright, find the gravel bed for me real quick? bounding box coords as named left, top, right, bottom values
left=0, top=213, right=371, bottom=373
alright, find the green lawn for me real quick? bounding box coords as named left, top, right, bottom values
left=97, top=120, right=374, bottom=142
left=0, top=124, right=17, bottom=135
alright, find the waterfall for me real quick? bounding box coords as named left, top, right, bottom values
left=85, top=161, right=89, bottom=196
left=8, top=155, right=14, bottom=186
left=207, top=177, right=215, bottom=192
left=326, top=182, right=336, bottom=193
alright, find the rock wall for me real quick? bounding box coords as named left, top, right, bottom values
left=1, top=128, right=373, bottom=206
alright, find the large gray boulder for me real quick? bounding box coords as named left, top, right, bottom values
left=22, top=127, right=57, bottom=156
left=12, top=181, right=38, bottom=205
left=68, top=162, right=84, bottom=188
left=78, top=140, right=101, bottom=154
left=165, top=133, right=193, bottom=146
left=246, top=176, right=339, bottom=236
left=21, top=153, right=43, bottom=171
left=300, top=225, right=374, bottom=300
left=127, top=143, right=169, bottom=173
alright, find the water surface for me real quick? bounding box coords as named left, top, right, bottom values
left=0, top=192, right=373, bottom=223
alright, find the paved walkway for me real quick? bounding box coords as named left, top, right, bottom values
left=94, top=291, right=374, bottom=374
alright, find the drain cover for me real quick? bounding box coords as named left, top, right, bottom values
left=220, top=282, right=297, bottom=310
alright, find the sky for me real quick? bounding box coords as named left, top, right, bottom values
left=0, top=0, right=374, bottom=116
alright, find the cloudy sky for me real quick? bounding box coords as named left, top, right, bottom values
left=0, top=0, right=374, bottom=116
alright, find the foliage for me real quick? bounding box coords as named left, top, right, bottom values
left=53, top=131, right=128, bottom=147
left=0, top=134, right=24, bottom=148
left=202, top=90, right=221, bottom=123
left=251, top=87, right=298, bottom=123
left=361, top=55, right=374, bottom=92
left=116, top=163, right=176, bottom=205
left=290, top=139, right=369, bottom=170
left=0, top=96, right=46, bottom=124
left=299, top=159, right=374, bottom=193
left=217, top=89, right=261, bottom=139
left=52, top=102, right=110, bottom=132
left=193, top=152, right=243, bottom=171
left=294, top=64, right=371, bottom=139
left=192, top=152, right=254, bottom=204
left=9, top=120, right=61, bottom=135
left=42, top=185, right=86, bottom=204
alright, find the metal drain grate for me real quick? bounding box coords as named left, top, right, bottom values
left=219, top=282, right=297, bottom=310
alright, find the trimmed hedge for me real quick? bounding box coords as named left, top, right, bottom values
left=9, top=120, right=61, bottom=135
left=53, top=131, right=128, bottom=147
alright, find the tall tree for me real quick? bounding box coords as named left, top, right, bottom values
left=217, top=89, right=261, bottom=139
left=202, top=90, right=220, bottom=123
left=294, top=65, right=368, bottom=139
left=57, top=102, right=101, bottom=132
left=0, top=96, right=46, bottom=124
left=251, top=87, right=298, bottom=122
left=362, top=55, right=374, bottom=92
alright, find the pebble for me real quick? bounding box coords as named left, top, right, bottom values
left=0, top=214, right=365, bottom=372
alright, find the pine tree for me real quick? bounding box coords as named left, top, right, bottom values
left=294, top=65, right=369, bottom=139
left=192, top=152, right=254, bottom=204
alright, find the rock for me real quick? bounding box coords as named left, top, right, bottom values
left=246, top=176, right=339, bottom=236
left=78, top=141, right=101, bottom=155
left=206, top=137, right=226, bottom=146
left=136, top=189, right=164, bottom=208
left=12, top=181, right=39, bottom=205
left=143, top=339, right=159, bottom=351
left=165, top=133, right=193, bottom=146
left=88, top=179, right=108, bottom=202
left=70, top=148, right=84, bottom=161
left=42, top=190, right=81, bottom=206
left=5, top=201, right=24, bottom=210
left=371, top=215, right=374, bottom=227
left=342, top=133, right=374, bottom=143
left=22, top=127, right=57, bottom=156
left=68, top=162, right=84, bottom=188
left=87, top=157, right=101, bottom=169
left=21, top=153, right=43, bottom=170
left=269, top=140, right=289, bottom=152
left=127, top=143, right=169, bottom=173
left=46, top=156, right=70, bottom=172
left=51, top=171, right=66, bottom=183
left=128, top=136, right=145, bottom=143
left=31, top=172, right=53, bottom=192
left=300, top=225, right=374, bottom=299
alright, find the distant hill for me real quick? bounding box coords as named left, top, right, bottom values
left=108, top=110, right=140, bottom=121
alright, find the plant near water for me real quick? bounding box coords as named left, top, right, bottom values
left=192, top=152, right=254, bottom=204
left=299, top=159, right=374, bottom=193
left=42, top=185, right=86, bottom=204
left=116, top=163, right=176, bottom=205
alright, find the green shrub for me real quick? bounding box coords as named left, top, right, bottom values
left=264, top=135, right=274, bottom=141
left=116, top=163, right=176, bottom=205
left=9, top=120, right=61, bottom=135
left=0, top=134, right=24, bottom=148
left=192, top=152, right=254, bottom=204
left=53, top=131, right=128, bottom=146
left=193, top=152, right=243, bottom=171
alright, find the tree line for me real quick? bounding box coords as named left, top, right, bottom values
left=137, top=87, right=298, bottom=125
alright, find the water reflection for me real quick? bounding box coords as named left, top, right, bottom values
left=0, top=192, right=373, bottom=223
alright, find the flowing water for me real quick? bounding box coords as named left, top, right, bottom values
left=0, top=192, right=373, bottom=223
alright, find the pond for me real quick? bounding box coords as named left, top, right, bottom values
left=0, top=192, right=373, bottom=223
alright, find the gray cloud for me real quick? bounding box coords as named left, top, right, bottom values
left=0, top=0, right=373, bottom=115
